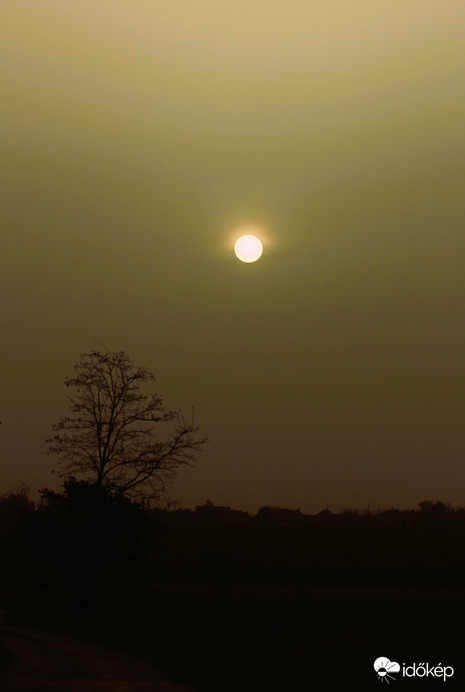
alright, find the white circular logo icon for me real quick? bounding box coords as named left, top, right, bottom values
left=374, top=657, right=400, bottom=683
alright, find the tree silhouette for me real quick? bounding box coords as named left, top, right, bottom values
left=46, top=350, right=207, bottom=501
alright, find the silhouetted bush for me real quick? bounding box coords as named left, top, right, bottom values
left=16, top=479, right=157, bottom=612
left=0, top=484, right=34, bottom=531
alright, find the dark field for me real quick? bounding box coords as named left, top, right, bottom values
left=2, top=523, right=465, bottom=690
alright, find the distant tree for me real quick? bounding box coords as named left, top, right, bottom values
left=419, top=500, right=434, bottom=513
left=46, top=350, right=207, bottom=501
left=0, top=484, right=34, bottom=530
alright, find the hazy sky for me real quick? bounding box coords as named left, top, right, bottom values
left=2, top=1, right=465, bottom=512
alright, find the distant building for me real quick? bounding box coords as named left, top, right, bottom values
left=194, top=503, right=249, bottom=525
left=254, top=506, right=304, bottom=526
left=311, top=508, right=337, bottom=526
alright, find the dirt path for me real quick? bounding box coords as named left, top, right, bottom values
left=0, top=619, right=194, bottom=692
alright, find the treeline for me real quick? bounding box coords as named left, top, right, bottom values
left=1, top=486, right=465, bottom=531
left=161, top=499, right=465, bottom=527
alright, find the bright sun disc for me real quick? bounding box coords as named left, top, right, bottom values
left=234, top=235, right=263, bottom=263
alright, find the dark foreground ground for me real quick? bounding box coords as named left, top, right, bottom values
left=0, top=615, right=193, bottom=692
left=2, top=524, right=465, bottom=690
left=2, top=585, right=464, bottom=691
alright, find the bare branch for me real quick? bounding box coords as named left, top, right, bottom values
left=46, top=350, right=207, bottom=500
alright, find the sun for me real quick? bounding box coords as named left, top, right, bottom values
left=234, top=235, right=263, bottom=263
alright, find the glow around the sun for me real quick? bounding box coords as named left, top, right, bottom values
left=234, top=235, right=263, bottom=263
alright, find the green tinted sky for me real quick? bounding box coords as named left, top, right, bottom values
left=1, top=1, right=465, bottom=512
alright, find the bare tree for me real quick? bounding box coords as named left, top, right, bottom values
left=46, top=350, right=207, bottom=501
